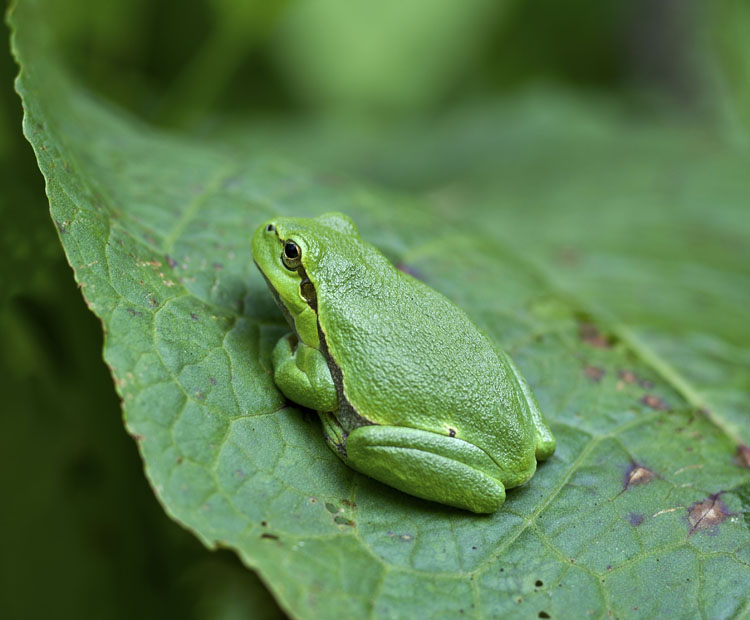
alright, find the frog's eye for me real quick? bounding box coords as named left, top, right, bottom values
left=265, top=224, right=275, bottom=232
left=282, top=240, right=302, bottom=270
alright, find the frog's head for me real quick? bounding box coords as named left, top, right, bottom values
left=252, top=212, right=360, bottom=348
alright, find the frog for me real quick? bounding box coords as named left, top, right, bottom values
left=251, top=212, right=556, bottom=513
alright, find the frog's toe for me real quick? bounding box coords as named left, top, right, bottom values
left=535, top=431, right=556, bottom=461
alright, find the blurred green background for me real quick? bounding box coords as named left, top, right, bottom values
left=1, top=0, right=747, bottom=618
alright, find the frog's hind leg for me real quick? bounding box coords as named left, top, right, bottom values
left=342, top=425, right=506, bottom=513
left=501, top=350, right=556, bottom=460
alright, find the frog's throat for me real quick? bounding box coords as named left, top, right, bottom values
left=254, top=260, right=320, bottom=348
left=317, top=321, right=373, bottom=431
left=254, top=261, right=297, bottom=332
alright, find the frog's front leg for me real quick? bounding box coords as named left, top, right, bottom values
left=322, top=417, right=507, bottom=513
left=272, top=333, right=337, bottom=412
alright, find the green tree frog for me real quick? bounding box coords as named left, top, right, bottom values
left=252, top=213, right=556, bottom=513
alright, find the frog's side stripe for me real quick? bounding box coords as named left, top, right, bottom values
left=317, top=320, right=373, bottom=430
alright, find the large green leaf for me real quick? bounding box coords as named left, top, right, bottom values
left=11, top=1, right=750, bottom=619
left=0, top=11, right=283, bottom=620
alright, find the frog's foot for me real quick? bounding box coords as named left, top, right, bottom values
left=343, top=425, right=506, bottom=513
left=535, top=426, right=556, bottom=461
left=500, top=350, right=556, bottom=461
left=272, top=333, right=337, bottom=412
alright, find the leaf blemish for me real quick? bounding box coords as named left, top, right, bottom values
left=618, top=369, right=638, bottom=384
left=578, top=321, right=615, bottom=348
left=260, top=533, right=280, bottom=541
left=688, top=493, right=731, bottom=534
left=641, top=394, right=668, bottom=411
left=628, top=512, right=644, bottom=527
left=736, top=445, right=750, bottom=469
left=624, top=463, right=656, bottom=489
left=584, top=366, right=605, bottom=382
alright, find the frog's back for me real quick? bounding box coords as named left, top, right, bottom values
left=313, top=241, right=538, bottom=480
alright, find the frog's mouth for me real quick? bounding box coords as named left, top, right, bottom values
left=253, top=259, right=297, bottom=333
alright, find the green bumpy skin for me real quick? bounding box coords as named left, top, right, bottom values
left=252, top=213, right=556, bottom=513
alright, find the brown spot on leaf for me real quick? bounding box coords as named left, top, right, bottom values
left=736, top=445, right=750, bottom=469
left=688, top=493, right=730, bottom=534
left=628, top=512, right=644, bottom=527
left=334, top=516, right=356, bottom=527
left=618, top=369, right=638, bottom=384
left=579, top=322, right=613, bottom=348
left=625, top=463, right=656, bottom=488
left=584, top=366, right=605, bottom=382
left=260, top=533, right=280, bottom=541
left=556, top=245, right=580, bottom=267
left=641, top=394, right=668, bottom=410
